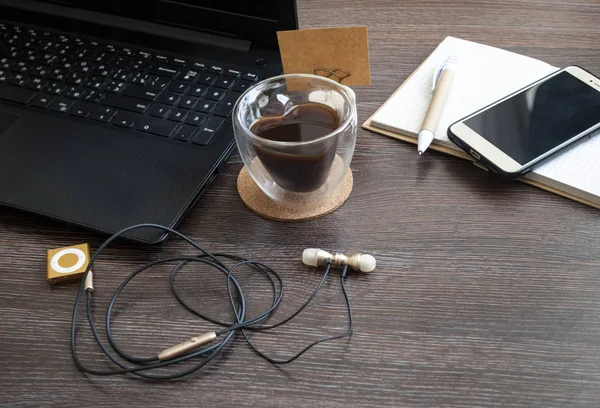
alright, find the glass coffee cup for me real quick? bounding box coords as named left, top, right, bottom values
left=233, top=74, right=357, bottom=208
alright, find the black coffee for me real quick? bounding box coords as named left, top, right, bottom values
left=251, top=103, right=340, bottom=193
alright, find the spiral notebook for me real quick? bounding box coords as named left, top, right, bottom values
left=363, top=36, right=600, bottom=209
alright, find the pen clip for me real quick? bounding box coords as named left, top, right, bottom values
left=432, top=56, right=459, bottom=91
left=432, top=59, right=445, bottom=92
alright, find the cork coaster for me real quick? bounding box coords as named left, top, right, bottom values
left=237, top=166, right=353, bottom=221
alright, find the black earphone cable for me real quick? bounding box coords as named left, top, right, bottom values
left=71, top=224, right=354, bottom=380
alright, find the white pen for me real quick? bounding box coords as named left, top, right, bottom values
left=417, top=56, right=459, bottom=155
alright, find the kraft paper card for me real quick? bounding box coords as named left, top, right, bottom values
left=277, top=26, right=371, bottom=86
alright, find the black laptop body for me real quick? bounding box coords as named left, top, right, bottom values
left=0, top=0, right=297, bottom=243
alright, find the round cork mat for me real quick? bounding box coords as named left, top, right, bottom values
left=237, top=166, right=353, bottom=221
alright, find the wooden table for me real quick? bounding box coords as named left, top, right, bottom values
left=2, top=1, right=600, bottom=407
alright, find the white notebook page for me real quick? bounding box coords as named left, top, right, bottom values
left=532, top=130, right=600, bottom=201
left=371, top=36, right=558, bottom=142
left=371, top=36, right=600, bottom=202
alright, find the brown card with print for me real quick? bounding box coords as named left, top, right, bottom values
left=276, top=26, right=371, bottom=86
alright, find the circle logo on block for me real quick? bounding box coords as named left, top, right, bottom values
left=50, top=248, right=87, bottom=274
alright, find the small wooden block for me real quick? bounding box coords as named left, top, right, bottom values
left=237, top=166, right=353, bottom=221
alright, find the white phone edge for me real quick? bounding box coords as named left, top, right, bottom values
left=448, top=66, right=600, bottom=177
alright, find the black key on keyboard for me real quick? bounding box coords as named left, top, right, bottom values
left=0, top=86, right=36, bottom=104
left=139, top=118, right=177, bottom=137
left=188, top=85, right=205, bottom=97
left=93, top=52, right=114, bottom=64
left=112, top=56, right=132, bottom=68
left=90, top=111, right=113, bottom=123
left=49, top=96, right=73, bottom=113
left=89, top=105, right=117, bottom=116
left=192, top=62, right=206, bottom=70
left=171, top=58, right=188, bottom=67
left=191, top=117, right=224, bottom=145
left=149, top=104, right=170, bottom=118
left=86, top=77, right=106, bottom=90
left=168, top=108, right=188, bottom=122
left=76, top=49, right=97, bottom=60
left=57, top=45, right=76, bottom=57
left=23, top=40, right=37, bottom=50
left=181, top=70, right=199, bottom=82
left=185, top=108, right=206, bottom=126
left=161, top=91, right=180, bottom=106
left=68, top=103, right=90, bottom=118
left=169, top=80, right=190, bottom=93
left=196, top=100, right=215, bottom=113
left=10, top=61, right=26, bottom=72
left=205, top=87, right=225, bottom=101
left=214, top=77, right=234, bottom=89
left=243, top=72, right=259, bottom=81
left=5, top=50, right=18, bottom=60
left=8, top=76, right=28, bottom=87
left=184, top=112, right=206, bottom=126
left=10, top=71, right=27, bottom=81
left=111, top=69, right=131, bottom=82
left=224, top=69, right=241, bottom=78
left=64, top=85, right=85, bottom=99
left=208, top=65, right=223, bottom=74
left=113, top=111, right=140, bottom=128
left=131, top=72, right=150, bottom=85
left=153, top=54, right=169, bottom=64
left=198, top=74, right=217, bottom=85
left=75, top=61, right=94, bottom=74
left=136, top=51, right=152, bottom=60
left=14, top=61, right=30, bottom=74
left=104, top=44, right=118, bottom=53
left=66, top=72, right=88, bottom=85
left=222, top=91, right=240, bottom=105
left=214, top=92, right=239, bottom=117
left=47, top=81, right=66, bottom=95
left=102, top=94, right=149, bottom=113
left=30, top=93, right=54, bottom=108
left=106, top=80, right=125, bottom=93
left=0, top=70, right=9, bottom=83
left=232, top=80, right=252, bottom=93
left=124, top=85, right=160, bottom=100
left=178, top=96, right=198, bottom=109
left=150, top=64, right=179, bottom=78
left=0, top=58, right=12, bottom=71
left=24, top=54, right=38, bottom=64
left=173, top=125, right=196, bottom=142
left=31, top=65, right=49, bottom=77
left=88, top=103, right=117, bottom=121
left=48, top=68, right=68, bottom=81
left=91, top=64, right=111, bottom=77
left=131, top=60, right=153, bottom=71
left=147, top=75, right=170, bottom=89
left=84, top=90, right=104, bottom=103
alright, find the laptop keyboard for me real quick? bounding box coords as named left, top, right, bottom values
left=0, top=22, right=260, bottom=145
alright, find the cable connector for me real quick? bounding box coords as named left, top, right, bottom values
left=158, top=332, right=217, bottom=361
left=84, top=271, right=94, bottom=293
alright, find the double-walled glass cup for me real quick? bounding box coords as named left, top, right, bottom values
left=233, top=74, right=357, bottom=208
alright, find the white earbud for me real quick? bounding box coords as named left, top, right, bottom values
left=302, top=248, right=376, bottom=273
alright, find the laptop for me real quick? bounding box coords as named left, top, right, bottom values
left=0, top=0, right=297, bottom=243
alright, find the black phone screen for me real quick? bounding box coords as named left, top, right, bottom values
left=464, top=70, right=600, bottom=165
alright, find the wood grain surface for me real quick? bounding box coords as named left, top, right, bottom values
left=1, top=1, right=600, bottom=407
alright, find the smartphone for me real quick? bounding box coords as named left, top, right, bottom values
left=448, top=66, right=600, bottom=178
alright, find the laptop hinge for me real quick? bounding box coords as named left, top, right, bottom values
left=0, top=0, right=251, bottom=52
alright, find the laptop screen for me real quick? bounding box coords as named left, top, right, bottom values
left=33, top=1, right=297, bottom=47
